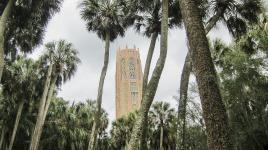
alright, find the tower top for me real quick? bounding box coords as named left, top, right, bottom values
left=117, top=46, right=139, bottom=52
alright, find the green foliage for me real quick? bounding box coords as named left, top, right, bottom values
left=208, top=0, right=263, bottom=38
left=41, top=40, right=81, bottom=86
left=110, top=111, right=138, bottom=149
left=211, top=25, right=268, bottom=150
left=109, top=100, right=207, bottom=150
left=128, top=0, right=183, bottom=37
left=79, top=0, right=131, bottom=41
left=148, top=102, right=176, bottom=150
left=0, top=57, right=43, bottom=149
left=40, top=98, right=108, bottom=150
left=1, top=0, right=64, bottom=59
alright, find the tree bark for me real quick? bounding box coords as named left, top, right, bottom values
left=8, top=101, right=24, bottom=150
left=140, top=32, right=158, bottom=150
left=160, top=124, right=164, bottom=150
left=178, top=0, right=234, bottom=150
left=0, top=0, right=15, bottom=82
left=177, top=52, right=191, bottom=150
left=88, top=32, right=110, bottom=150
left=177, top=7, right=226, bottom=150
left=35, top=76, right=57, bottom=149
left=127, top=0, right=168, bottom=149
left=142, top=32, right=158, bottom=98
left=29, top=63, right=53, bottom=150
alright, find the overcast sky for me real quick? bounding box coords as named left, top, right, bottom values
left=31, top=0, right=267, bottom=122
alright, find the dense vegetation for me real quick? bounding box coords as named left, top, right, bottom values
left=0, top=0, right=268, bottom=150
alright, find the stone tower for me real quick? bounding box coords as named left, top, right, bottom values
left=115, top=47, right=143, bottom=119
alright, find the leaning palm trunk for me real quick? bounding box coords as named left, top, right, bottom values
left=30, top=64, right=54, bottom=150
left=140, top=32, right=158, bottom=149
left=8, top=101, right=24, bottom=150
left=177, top=7, right=225, bottom=150
left=88, top=32, right=110, bottom=150
left=178, top=0, right=234, bottom=149
left=35, top=76, right=57, bottom=149
left=0, top=0, right=15, bottom=82
left=127, top=0, right=168, bottom=149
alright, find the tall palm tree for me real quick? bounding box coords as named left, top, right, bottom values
left=178, top=0, right=234, bottom=149
left=29, top=40, right=80, bottom=150
left=130, top=0, right=181, bottom=98
left=127, top=0, right=169, bottom=149
left=79, top=0, right=130, bottom=149
left=177, top=0, right=262, bottom=149
left=1, top=57, right=38, bottom=150
left=127, top=0, right=182, bottom=147
left=149, top=102, right=175, bottom=150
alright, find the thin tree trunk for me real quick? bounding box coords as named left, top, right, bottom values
left=35, top=76, right=57, bottom=149
left=0, top=126, right=5, bottom=149
left=177, top=7, right=225, bottom=150
left=43, top=77, right=57, bottom=122
left=160, top=124, right=164, bottom=150
left=177, top=52, right=191, bottom=150
left=178, top=0, right=234, bottom=149
left=0, top=0, right=15, bottom=82
left=140, top=32, right=158, bottom=150
left=88, top=32, right=110, bottom=150
left=142, top=32, right=158, bottom=98
left=30, top=64, right=54, bottom=150
left=8, top=101, right=24, bottom=150
left=127, top=0, right=168, bottom=149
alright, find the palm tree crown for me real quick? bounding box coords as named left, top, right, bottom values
left=41, top=40, right=81, bottom=86
left=79, top=0, right=129, bottom=41
left=2, top=57, right=38, bottom=103
left=150, top=101, right=175, bottom=127
left=130, top=0, right=182, bottom=37
left=207, top=0, right=262, bottom=37
left=1, top=0, right=63, bottom=56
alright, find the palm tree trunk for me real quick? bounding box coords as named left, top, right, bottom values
left=35, top=76, right=57, bottom=149
left=88, top=32, right=110, bottom=150
left=127, top=0, right=168, bottom=149
left=30, top=64, right=54, bottom=150
left=140, top=32, right=158, bottom=150
left=160, top=124, right=164, bottom=150
left=8, top=101, right=24, bottom=150
left=142, top=32, right=158, bottom=98
left=0, top=0, right=15, bottom=82
left=43, top=77, right=57, bottom=122
left=140, top=116, right=147, bottom=150
left=178, top=0, right=234, bottom=150
left=177, top=52, right=191, bottom=150
left=177, top=7, right=225, bottom=150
